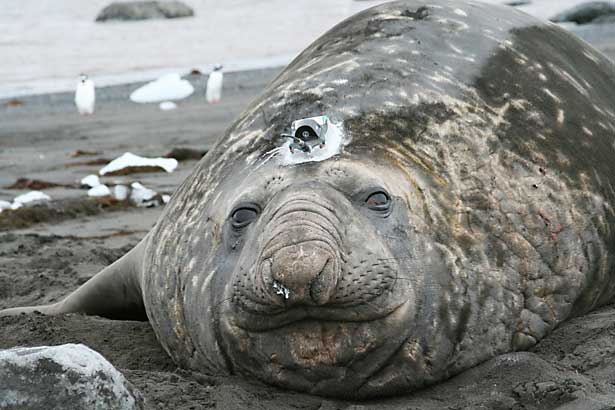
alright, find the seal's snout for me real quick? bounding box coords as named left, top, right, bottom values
left=262, top=241, right=340, bottom=306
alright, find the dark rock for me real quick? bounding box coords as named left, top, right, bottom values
left=101, top=165, right=167, bottom=176
left=163, top=147, right=208, bottom=161
left=69, top=149, right=100, bottom=157
left=0, top=99, right=23, bottom=108
left=0, top=344, right=146, bottom=410
left=504, top=0, right=531, bottom=6
left=401, top=6, right=430, bottom=19
left=0, top=197, right=132, bottom=231
left=5, top=178, right=70, bottom=190
left=550, top=1, right=615, bottom=25
left=593, top=13, right=615, bottom=23
left=65, top=157, right=111, bottom=167
left=95, top=1, right=194, bottom=22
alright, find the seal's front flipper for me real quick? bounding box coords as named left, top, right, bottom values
left=0, top=239, right=147, bottom=321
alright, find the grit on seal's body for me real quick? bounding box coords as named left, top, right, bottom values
left=2, top=0, right=615, bottom=399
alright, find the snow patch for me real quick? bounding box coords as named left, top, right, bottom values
left=130, top=73, right=194, bottom=103
left=81, top=174, right=100, bottom=188
left=159, top=101, right=178, bottom=111
left=88, top=184, right=111, bottom=197
left=0, top=200, right=12, bottom=213
left=99, top=152, right=178, bottom=175
left=113, top=185, right=130, bottom=201
left=13, top=191, right=51, bottom=205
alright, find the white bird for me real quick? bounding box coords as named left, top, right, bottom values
left=75, top=74, right=95, bottom=115
left=206, top=64, right=223, bottom=104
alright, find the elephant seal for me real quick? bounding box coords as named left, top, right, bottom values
left=3, top=0, right=615, bottom=399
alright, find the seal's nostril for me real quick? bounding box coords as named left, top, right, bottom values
left=263, top=242, right=340, bottom=306
left=309, top=258, right=337, bottom=305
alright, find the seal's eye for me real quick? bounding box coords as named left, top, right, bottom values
left=231, top=206, right=259, bottom=229
left=365, top=191, right=390, bottom=211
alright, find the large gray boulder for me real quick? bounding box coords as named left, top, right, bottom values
left=0, top=344, right=145, bottom=410
left=550, top=1, right=615, bottom=24
left=95, top=1, right=194, bottom=22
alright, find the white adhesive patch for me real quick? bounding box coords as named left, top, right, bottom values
left=264, top=121, right=348, bottom=168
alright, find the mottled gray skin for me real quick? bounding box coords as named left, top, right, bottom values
left=3, top=0, right=615, bottom=399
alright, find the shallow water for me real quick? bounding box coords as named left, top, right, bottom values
left=0, top=0, right=383, bottom=97
left=0, top=0, right=604, bottom=98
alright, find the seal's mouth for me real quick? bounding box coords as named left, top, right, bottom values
left=230, top=295, right=407, bottom=332
left=219, top=298, right=415, bottom=398
left=230, top=250, right=409, bottom=332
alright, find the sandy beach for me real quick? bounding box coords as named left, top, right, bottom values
left=0, top=68, right=284, bottom=408
left=2, top=3, right=615, bottom=408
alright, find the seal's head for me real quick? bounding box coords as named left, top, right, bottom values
left=218, top=158, right=437, bottom=398
left=147, top=133, right=460, bottom=398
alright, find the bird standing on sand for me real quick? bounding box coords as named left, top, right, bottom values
left=75, top=74, right=95, bottom=115
left=206, top=64, right=223, bottom=104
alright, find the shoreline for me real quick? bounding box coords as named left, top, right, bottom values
left=0, top=66, right=284, bottom=114
left=0, top=56, right=294, bottom=101
left=1, top=23, right=613, bottom=102
left=0, top=0, right=386, bottom=100
left=0, top=65, right=281, bottom=222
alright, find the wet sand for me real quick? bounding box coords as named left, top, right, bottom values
left=2, top=49, right=615, bottom=408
